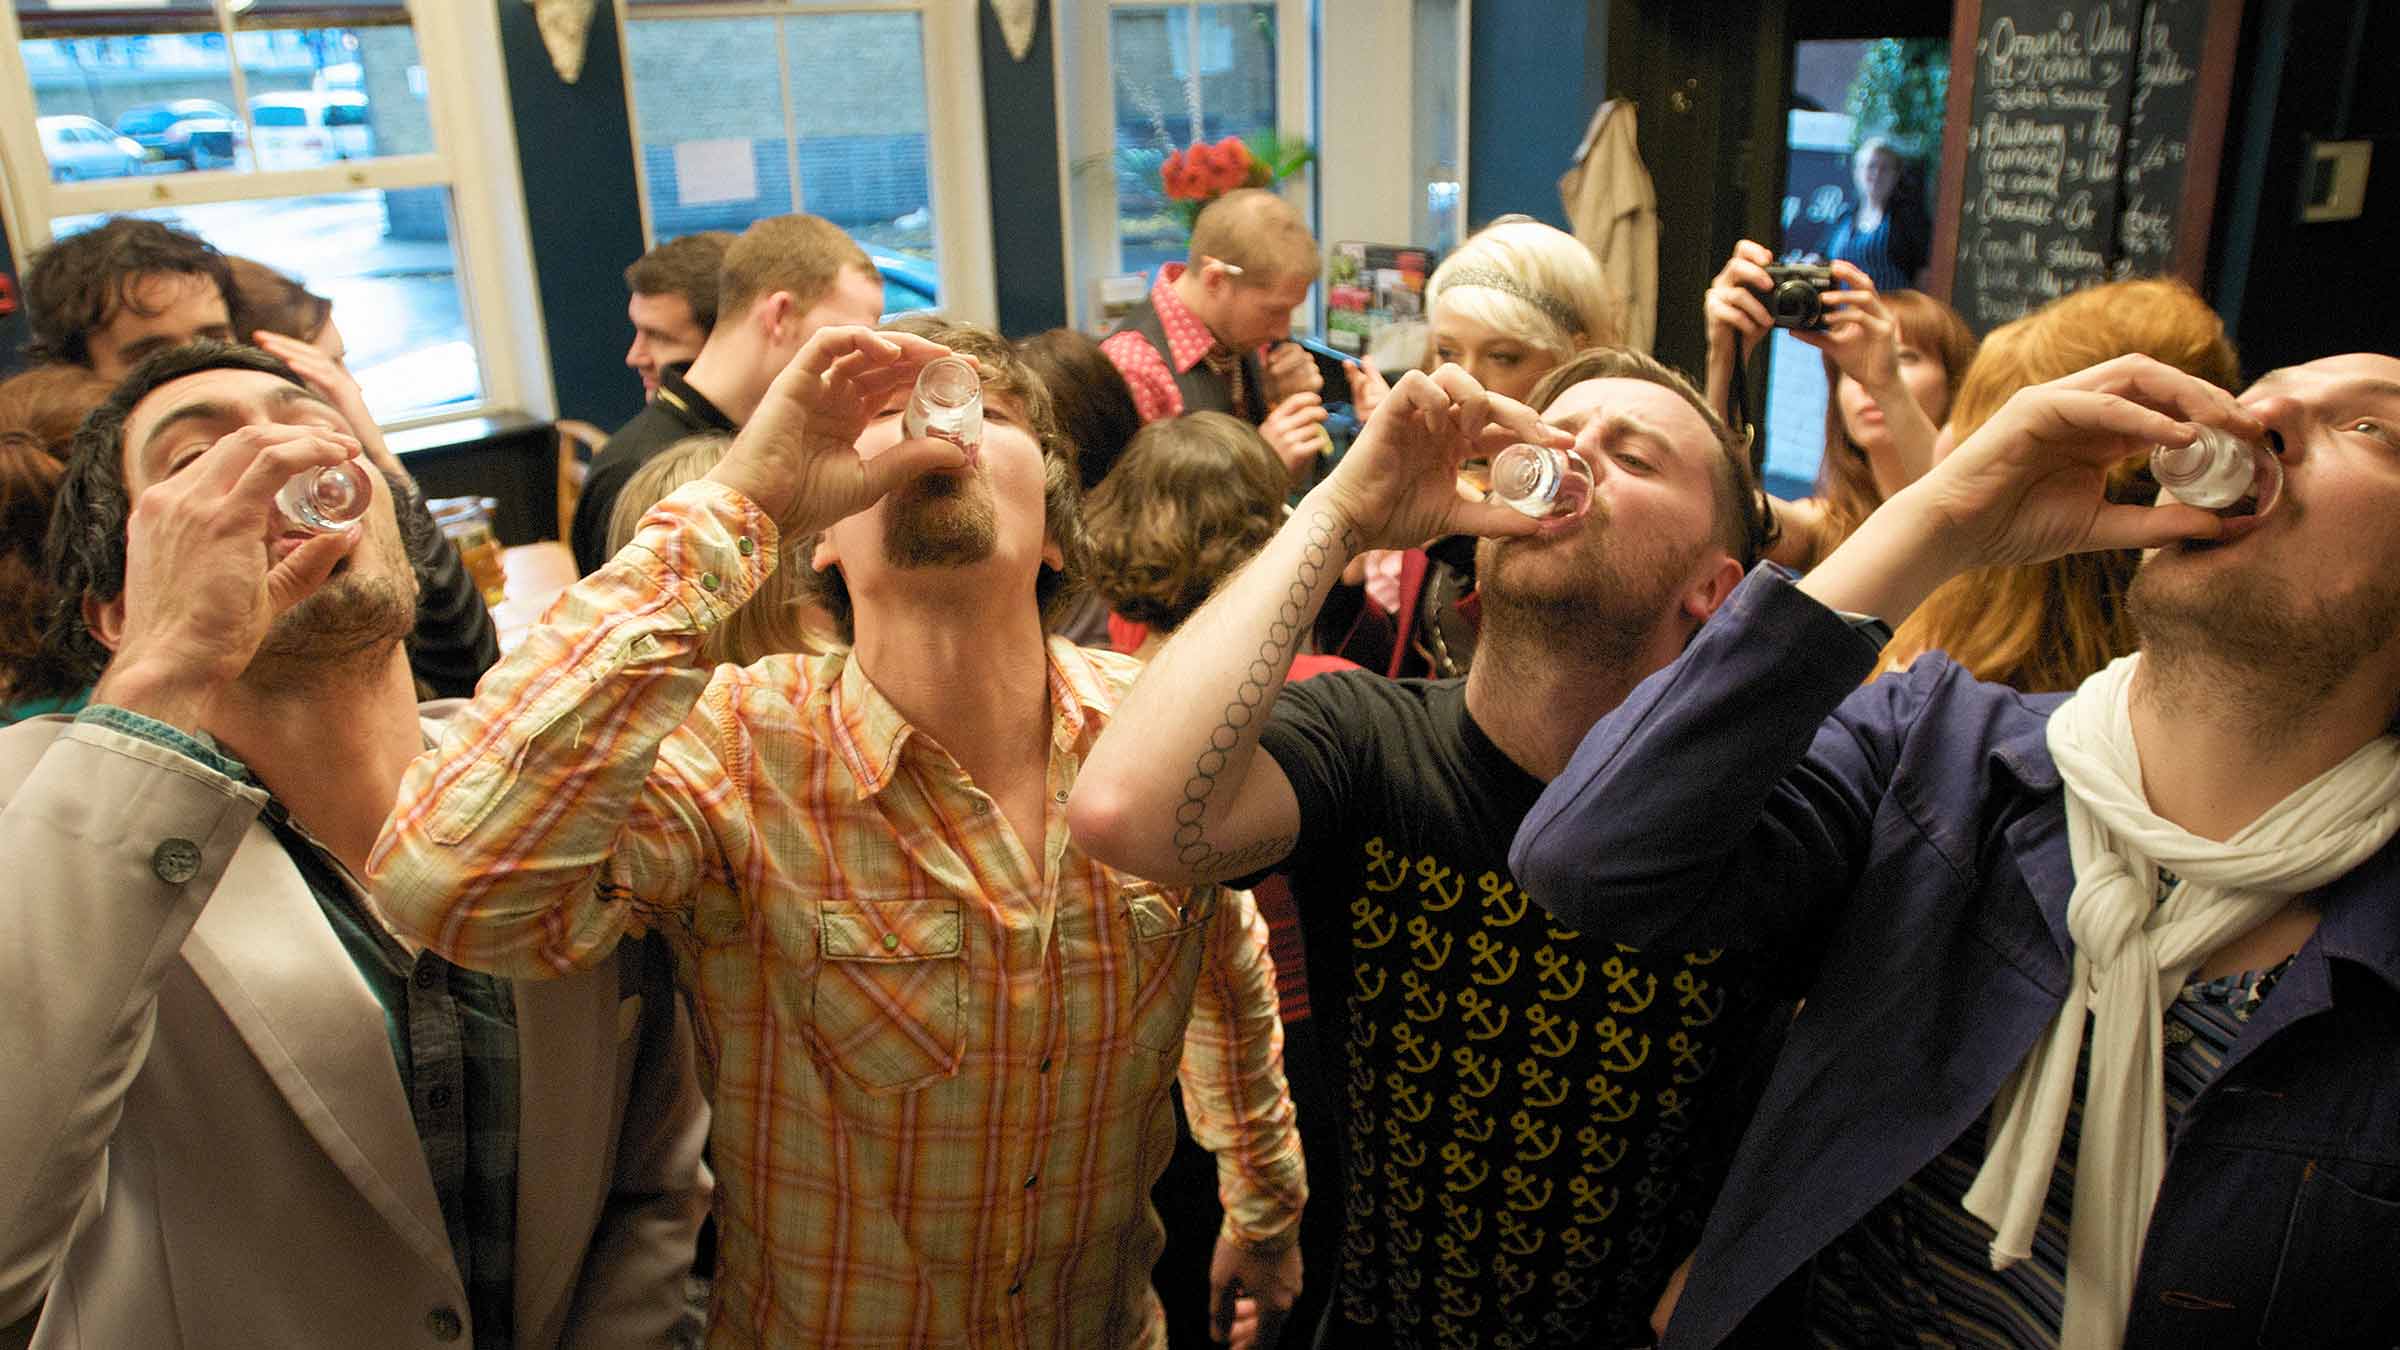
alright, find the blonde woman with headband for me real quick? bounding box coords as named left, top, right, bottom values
left=1328, top=217, right=1624, bottom=678
left=1351, top=216, right=1624, bottom=419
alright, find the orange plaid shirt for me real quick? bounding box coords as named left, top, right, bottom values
left=370, top=482, right=1304, bottom=1349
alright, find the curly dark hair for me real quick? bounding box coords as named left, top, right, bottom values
left=23, top=218, right=236, bottom=368
left=1082, top=412, right=1286, bottom=633
left=36, top=339, right=418, bottom=695
left=1015, top=327, right=1142, bottom=492
left=800, top=316, right=1090, bottom=643
left=226, top=255, right=334, bottom=344
left=0, top=366, right=113, bottom=703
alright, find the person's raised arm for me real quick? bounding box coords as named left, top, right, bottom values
left=1700, top=239, right=1775, bottom=419
left=371, top=328, right=966, bottom=976
left=1, top=419, right=356, bottom=1319
left=1512, top=355, right=2259, bottom=943
left=1069, top=366, right=1571, bottom=885
left=1795, top=353, right=2254, bottom=623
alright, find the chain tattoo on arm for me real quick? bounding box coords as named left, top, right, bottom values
left=1173, top=507, right=1358, bottom=876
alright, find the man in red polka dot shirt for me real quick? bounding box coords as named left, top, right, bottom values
left=1100, top=189, right=1330, bottom=482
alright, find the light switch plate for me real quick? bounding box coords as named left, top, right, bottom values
left=2300, top=139, right=2374, bottom=223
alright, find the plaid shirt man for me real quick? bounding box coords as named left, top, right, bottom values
left=371, top=481, right=1304, bottom=1349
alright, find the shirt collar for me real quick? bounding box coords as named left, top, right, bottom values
left=655, top=364, right=737, bottom=433
left=828, top=637, right=1118, bottom=800
left=2313, top=840, right=2400, bottom=997
left=1148, top=262, right=1221, bottom=376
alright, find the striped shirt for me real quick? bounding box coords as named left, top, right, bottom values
left=371, top=481, right=1305, bottom=1349
left=1808, top=932, right=2294, bottom=1347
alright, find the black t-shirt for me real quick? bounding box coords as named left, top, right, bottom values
left=569, top=367, right=737, bottom=575
left=1255, top=672, right=1775, bottom=1349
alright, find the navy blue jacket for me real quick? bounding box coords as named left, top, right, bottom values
left=1510, top=567, right=2400, bottom=1348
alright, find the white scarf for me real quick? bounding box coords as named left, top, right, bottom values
left=1959, top=654, right=2400, bottom=1348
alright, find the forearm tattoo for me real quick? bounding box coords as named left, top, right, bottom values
left=1173, top=507, right=1356, bottom=875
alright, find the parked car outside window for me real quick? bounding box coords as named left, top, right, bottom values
left=247, top=91, right=376, bottom=172
left=112, top=99, right=241, bottom=169
left=36, top=116, right=144, bottom=182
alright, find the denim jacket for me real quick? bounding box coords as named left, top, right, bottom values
left=1511, top=567, right=2400, bottom=1348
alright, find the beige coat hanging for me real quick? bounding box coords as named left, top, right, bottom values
left=1559, top=99, right=1659, bottom=354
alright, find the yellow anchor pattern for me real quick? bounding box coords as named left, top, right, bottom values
left=1332, top=842, right=1757, bottom=1347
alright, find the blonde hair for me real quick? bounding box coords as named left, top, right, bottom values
left=717, top=213, right=872, bottom=321
left=1189, top=188, right=1319, bottom=283
left=1882, top=278, right=2240, bottom=692
left=607, top=433, right=828, bottom=664
left=1427, top=218, right=1621, bottom=359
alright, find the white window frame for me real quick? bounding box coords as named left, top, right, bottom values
left=1314, top=0, right=1469, bottom=261
left=1056, top=0, right=1315, bottom=332
left=0, top=0, right=551, bottom=424
left=610, top=0, right=998, bottom=328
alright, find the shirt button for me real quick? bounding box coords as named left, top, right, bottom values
left=1053, top=789, right=1069, bottom=804
left=736, top=535, right=756, bottom=557
left=1023, top=1172, right=1038, bottom=1189
left=882, top=932, right=900, bottom=952
left=413, top=964, right=440, bottom=991
left=1039, top=1056, right=1053, bottom=1073
left=151, top=837, right=202, bottom=884
left=425, top=1306, right=463, bottom=1341
left=699, top=572, right=721, bottom=592
left=1006, top=1281, right=1024, bottom=1296
left=427, top=1084, right=453, bottom=1110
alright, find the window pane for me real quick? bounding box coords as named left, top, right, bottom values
left=1411, top=0, right=1463, bottom=252
left=1109, top=3, right=1278, bottom=279
left=231, top=22, right=436, bottom=168
left=55, top=187, right=484, bottom=422
left=625, top=16, right=792, bottom=238
left=17, top=12, right=430, bottom=180
left=786, top=12, right=936, bottom=301
left=21, top=29, right=236, bottom=181
left=625, top=12, right=940, bottom=313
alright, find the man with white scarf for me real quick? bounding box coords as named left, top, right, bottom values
left=1509, top=350, right=2400, bottom=1349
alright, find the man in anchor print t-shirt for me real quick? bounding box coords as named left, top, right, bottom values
left=1071, top=346, right=1787, bottom=1346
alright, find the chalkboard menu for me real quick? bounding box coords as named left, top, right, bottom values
left=1934, top=0, right=2241, bottom=331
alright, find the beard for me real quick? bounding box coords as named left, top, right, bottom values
left=1475, top=501, right=1702, bottom=666
left=244, top=520, right=419, bottom=694
left=2129, top=526, right=2400, bottom=720
left=882, top=470, right=998, bottom=570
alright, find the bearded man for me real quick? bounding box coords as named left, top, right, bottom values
left=372, top=321, right=1306, bottom=1350
left=0, top=341, right=709, bottom=1349
left=1068, top=347, right=1788, bottom=1349
left=1512, top=352, right=2400, bottom=1348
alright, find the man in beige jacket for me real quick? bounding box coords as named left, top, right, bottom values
left=0, top=341, right=711, bottom=1349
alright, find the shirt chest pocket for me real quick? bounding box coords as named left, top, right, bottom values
left=1125, top=883, right=1219, bottom=1058
left=810, top=898, right=966, bottom=1093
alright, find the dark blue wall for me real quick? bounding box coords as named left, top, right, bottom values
left=496, top=0, right=647, bottom=430
left=982, top=0, right=1069, bottom=336
left=1465, top=3, right=1610, bottom=230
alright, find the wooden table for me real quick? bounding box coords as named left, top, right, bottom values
left=491, top=541, right=579, bottom=652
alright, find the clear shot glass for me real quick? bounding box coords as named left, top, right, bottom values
left=274, top=459, right=373, bottom=533
left=902, top=355, right=984, bottom=455
left=1482, top=442, right=1595, bottom=520
left=2152, top=426, right=2282, bottom=517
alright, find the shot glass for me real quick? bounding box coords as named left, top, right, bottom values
left=1482, top=442, right=1595, bottom=520
left=274, top=459, right=373, bottom=534
left=902, top=355, right=984, bottom=456
left=2152, top=426, right=2282, bottom=517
